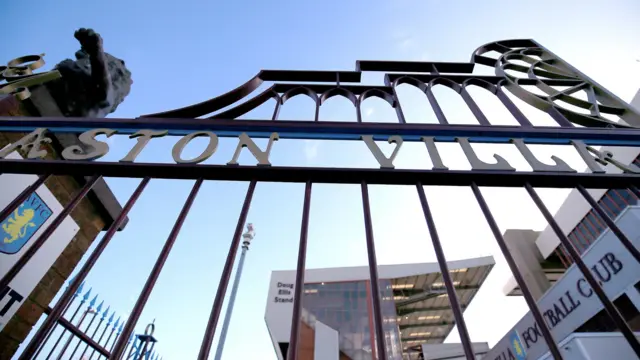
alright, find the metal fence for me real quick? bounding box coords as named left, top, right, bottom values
left=1, top=38, right=640, bottom=360
left=23, top=279, right=162, bottom=360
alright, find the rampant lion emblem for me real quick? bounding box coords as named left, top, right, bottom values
left=2, top=205, right=36, bottom=244
left=513, top=339, right=523, bottom=356
left=44, top=28, right=133, bottom=118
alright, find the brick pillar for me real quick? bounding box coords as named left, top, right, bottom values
left=0, top=92, right=118, bottom=359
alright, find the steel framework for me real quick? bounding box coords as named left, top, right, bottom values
left=1, top=38, right=640, bottom=360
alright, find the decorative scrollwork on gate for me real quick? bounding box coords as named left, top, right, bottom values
left=0, top=54, right=61, bottom=100
left=141, top=39, right=640, bottom=131
left=473, top=39, right=640, bottom=128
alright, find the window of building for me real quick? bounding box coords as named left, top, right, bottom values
left=302, top=280, right=403, bottom=359
left=560, top=154, right=640, bottom=267
left=598, top=194, right=617, bottom=217
left=575, top=293, right=640, bottom=333
left=579, top=223, right=594, bottom=242
left=571, top=230, right=588, bottom=251
left=583, top=214, right=600, bottom=238
left=588, top=212, right=605, bottom=233
left=556, top=247, right=571, bottom=268
left=613, top=189, right=637, bottom=207
left=608, top=189, right=625, bottom=207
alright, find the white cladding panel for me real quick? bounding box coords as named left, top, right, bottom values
left=538, top=332, right=640, bottom=360
left=315, top=321, right=339, bottom=360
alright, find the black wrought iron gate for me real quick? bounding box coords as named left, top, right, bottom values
left=1, top=39, right=640, bottom=360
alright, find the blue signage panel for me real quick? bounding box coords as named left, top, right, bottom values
left=1, top=192, right=53, bottom=254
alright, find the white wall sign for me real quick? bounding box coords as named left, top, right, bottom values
left=265, top=271, right=297, bottom=348
left=0, top=150, right=79, bottom=331
left=485, top=207, right=640, bottom=360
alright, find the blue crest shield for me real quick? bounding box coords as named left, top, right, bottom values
left=0, top=192, right=52, bottom=254
left=509, top=330, right=527, bottom=360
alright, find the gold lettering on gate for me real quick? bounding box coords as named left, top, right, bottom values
left=2, top=128, right=639, bottom=175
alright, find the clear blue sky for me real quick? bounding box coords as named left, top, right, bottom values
left=5, top=0, right=640, bottom=359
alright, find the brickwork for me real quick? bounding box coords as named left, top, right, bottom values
left=0, top=96, right=108, bottom=359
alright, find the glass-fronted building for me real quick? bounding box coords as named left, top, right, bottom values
left=302, top=280, right=400, bottom=359
left=264, top=257, right=495, bottom=360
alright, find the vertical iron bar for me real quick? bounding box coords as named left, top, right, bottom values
left=525, top=183, right=640, bottom=357
left=387, top=80, right=407, bottom=124
left=19, top=177, right=151, bottom=360
left=416, top=183, right=474, bottom=360
left=459, top=88, right=491, bottom=126
left=111, top=331, right=123, bottom=353
left=355, top=100, right=364, bottom=123
left=56, top=309, right=90, bottom=359
left=139, top=344, right=154, bottom=360
left=125, top=338, right=137, bottom=360
left=471, top=183, right=563, bottom=360
left=313, top=99, right=320, bottom=122
left=68, top=310, right=98, bottom=359
left=111, top=178, right=204, bottom=359
left=80, top=315, right=106, bottom=359
left=0, top=174, right=50, bottom=221
left=33, top=294, right=78, bottom=359
left=392, top=87, right=407, bottom=124
left=495, top=84, right=533, bottom=127
left=0, top=175, right=100, bottom=292
left=286, top=181, right=312, bottom=360
left=104, top=326, right=118, bottom=354
left=214, top=245, right=250, bottom=360
left=576, top=185, right=640, bottom=262
left=196, top=180, right=257, bottom=360
left=43, top=302, right=84, bottom=360
left=360, top=181, right=388, bottom=360
left=424, top=87, right=449, bottom=125
left=88, top=322, right=111, bottom=360
left=271, top=95, right=282, bottom=121
left=136, top=340, right=150, bottom=360
left=629, top=185, right=640, bottom=200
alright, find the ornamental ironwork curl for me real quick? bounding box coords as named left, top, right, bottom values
left=474, top=39, right=639, bottom=128
left=140, top=39, right=640, bottom=130
left=0, top=54, right=61, bottom=100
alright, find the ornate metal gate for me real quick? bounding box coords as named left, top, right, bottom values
left=1, top=38, right=640, bottom=360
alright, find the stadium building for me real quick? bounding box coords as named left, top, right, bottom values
left=264, top=256, right=495, bottom=360
left=484, top=90, right=640, bottom=360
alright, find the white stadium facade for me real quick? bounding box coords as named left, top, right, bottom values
left=264, top=257, right=495, bottom=360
